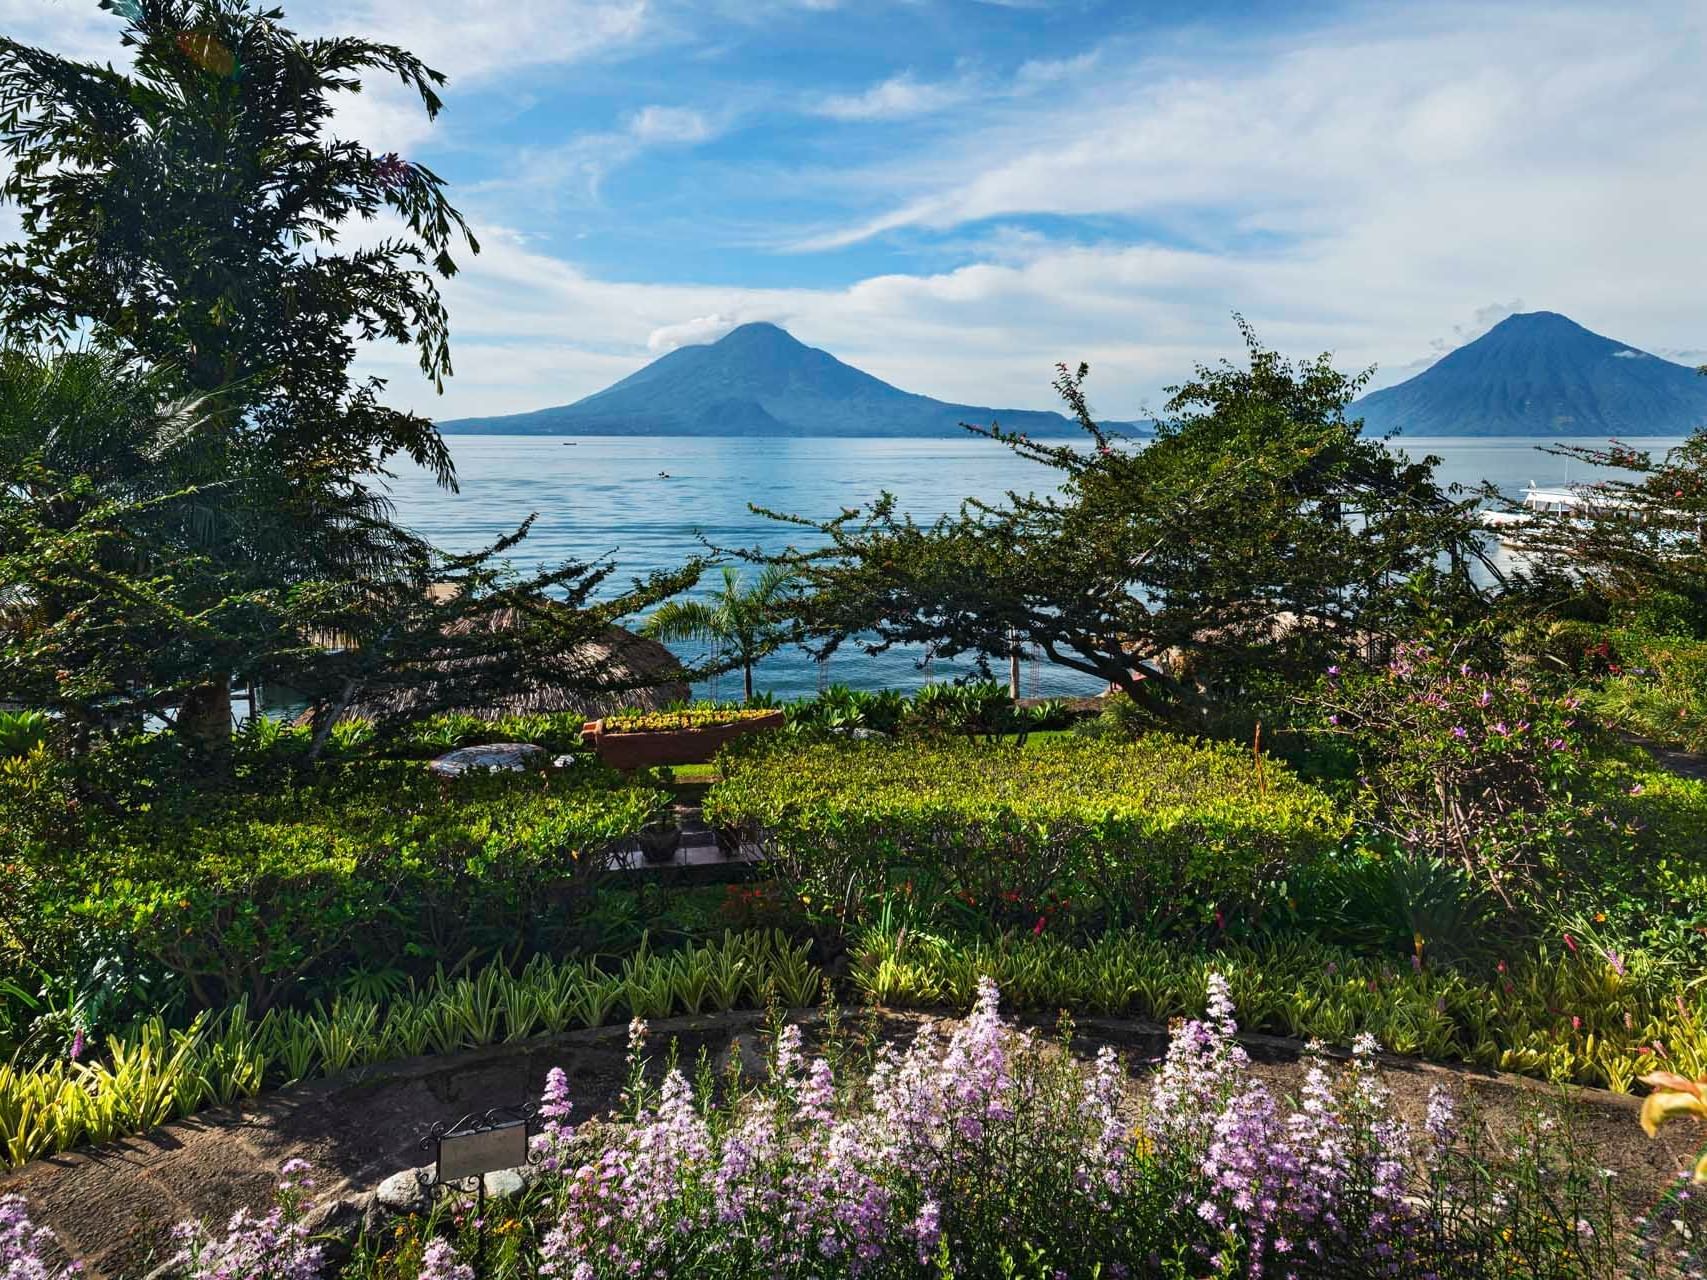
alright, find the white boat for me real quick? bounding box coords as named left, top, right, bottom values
left=1478, top=483, right=1639, bottom=546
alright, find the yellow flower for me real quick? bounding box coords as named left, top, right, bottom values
left=1638, top=1070, right=1707, bottom=1181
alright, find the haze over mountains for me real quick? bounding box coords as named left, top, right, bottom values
left=439, top=322, right=1132, bottom=438
left=1352, top=312, right=1707, bottom=437
left=440, top=312, right=1707, bottom=440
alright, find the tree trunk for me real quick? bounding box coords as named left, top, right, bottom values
left=742, top=660, right=754, bottom=704
left=176, top=680, right=233, bottom=765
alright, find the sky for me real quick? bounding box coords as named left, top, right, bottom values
left=5, top=0, right=1706, bottom=422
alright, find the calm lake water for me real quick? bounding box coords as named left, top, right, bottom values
left=386, top=434, right=1687, bottom=702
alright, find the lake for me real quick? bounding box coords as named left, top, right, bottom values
left=387, top=434, right=1687, bottom=702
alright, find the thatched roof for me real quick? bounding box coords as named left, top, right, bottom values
left=315, top=614, right=691, bottom=725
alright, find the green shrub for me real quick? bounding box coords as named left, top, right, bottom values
left=11, top=762, right=666, bottom=1013
left=705, top=735, right=1345, bottom=934
left=850, top=924, right=1707, bottom=1094
left=0, top=929, right=820, bottom=1169
left=0, top=711, right=54, bottom=759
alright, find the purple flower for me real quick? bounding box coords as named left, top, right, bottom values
left=418, top=1239, right=473, bottom=1280
left=1, top=1194, right=79, bottom=1280
left=1451, top=725, right=1467, bottom=740
left=67, top=1027, right=84, bottom=1063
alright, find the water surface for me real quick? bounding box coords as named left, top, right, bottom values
left=388, top=434, right=1687, bottom=701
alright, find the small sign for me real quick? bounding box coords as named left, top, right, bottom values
left=436, top=1117, right=529, bottom=1183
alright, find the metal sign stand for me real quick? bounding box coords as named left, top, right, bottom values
left=419, top=1103, right=539, bottom=1275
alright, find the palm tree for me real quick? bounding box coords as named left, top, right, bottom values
left=641, top=565, right=795, bottom=703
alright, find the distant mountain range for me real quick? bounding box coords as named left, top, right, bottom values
left=439, top=311, right=1707, bottom=440
left=439, top=322, right=1136, bottom=437
left=1352, top=311, right=1707, bottom=437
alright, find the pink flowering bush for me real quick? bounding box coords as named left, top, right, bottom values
left=1314, top=639, right=1596, bottom=903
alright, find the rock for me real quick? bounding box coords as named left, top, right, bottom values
left=374, top=1165, right=436, bottom=1215
left=716, top=1032, right=769, bottom=1083
left=482, top=1166, right=529, bottom=1200
left=427, top=743, right=545, bottom=778
left=848, top=727, right=889, bottom=740
left=300, top=1195, right=368, bottom=1263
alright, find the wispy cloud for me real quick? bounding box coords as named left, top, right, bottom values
left=811, top=72, right=970, bottom=121
left=626, top=104, right=716, bottom=144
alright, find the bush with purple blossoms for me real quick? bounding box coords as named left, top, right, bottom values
left=170, top=1157, right=323, bottom=1280
left=13, top=983, right=1706, bottom=1279
left=1314, top=639, right=1597, bottom=905
left=460, top=977, right=1705, bottom=1278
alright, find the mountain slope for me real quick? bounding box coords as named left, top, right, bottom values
left=1354, top=311, right=1707, bottom=436
left=440, top=323, right=1130, bottom=437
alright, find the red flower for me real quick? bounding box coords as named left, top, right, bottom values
left=1033, top=916, right=1046, bottom=936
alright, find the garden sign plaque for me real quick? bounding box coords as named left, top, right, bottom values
left=421, top=1103, right=538, bottom=1187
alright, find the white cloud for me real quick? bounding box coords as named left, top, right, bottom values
left=648, top=313, right=748, bottom=352
left=812, top=73, right=969, bottom=121
left=626, top=105, right=715, bottom=144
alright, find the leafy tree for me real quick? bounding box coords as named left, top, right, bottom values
left=0, top=347, right=705, bottom=761
left=0, top=0, right=477, bottom=749
left=750, top=320, right=1487, bottom=727
left=641, top=565, right=795, bottom=703
left=0, top=346, right=303, bottom=742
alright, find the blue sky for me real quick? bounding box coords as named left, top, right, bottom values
left=6, top=0, right=1706, bottom=420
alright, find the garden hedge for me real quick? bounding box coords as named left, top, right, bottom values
left=5, top=762, right=666, bottom=1013
left=704, top=735, right=1345, bottom=931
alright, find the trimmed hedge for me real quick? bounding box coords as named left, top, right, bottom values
left=704, top=735, right=1345, bottom=932
left=8, top=763, right=667, bottom=1013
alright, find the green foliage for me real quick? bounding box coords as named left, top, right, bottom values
left=1545, top=623, right=1707, bottom=753
left=1285, top=844, right=1496, bottom=965
left=851, top=924, right=1707, bottom=1094
left=641, top=565, right=796, bottom=702
left=0, top=9, right=705, bottom=763
left=1313, top=637, right=1595, bottom=905
left=0, top=0, right=475, bottom=482
left=753, top=319, right=1484, bottom=726
left=0, top=929, right=819, bottom=1168
left=1508, top=432, right=1707, bottom=630
left=705, top=735, right=1345, bottom=934
left=6, top=762, right=668, bottom=1012
left=0, top=711, right=51, bottom=758
left=781, top=681, right=1075, bottom=742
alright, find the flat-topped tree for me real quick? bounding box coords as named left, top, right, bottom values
left=751, top=319, right=1489, bottom=725
left=0, top=0, right=476, bottom=753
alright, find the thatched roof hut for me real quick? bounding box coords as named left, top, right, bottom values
left=311, top=611, right=691, bottom=725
